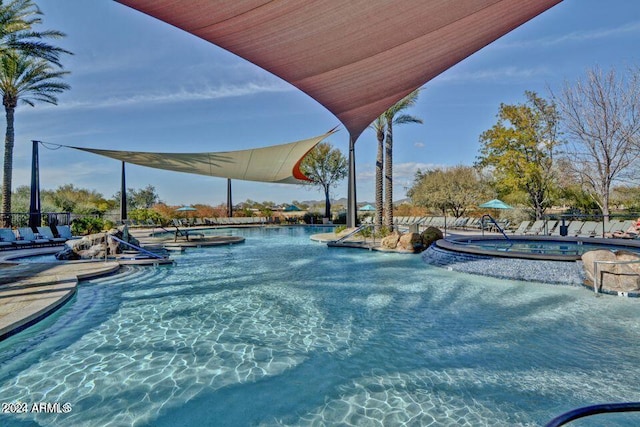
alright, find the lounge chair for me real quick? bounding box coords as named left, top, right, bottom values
left=0, top=228, right=20, bottom=249
left=524, top=220, right=545, bottom=235
left=56, top=225, right=79, bottom=240
left=564, top=221, right=584, bottom=237
left=37, top=226, right=67, bottom=243
left=17, top=227, right=52, bottom=246
left=543, top=220, right=558, bottom=235
left=576, top=221, right=600, bottom=237
left=511, top=220, right=530, bottom=234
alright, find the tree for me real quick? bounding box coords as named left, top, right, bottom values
left=1, top=52, right=70, bottom=225
left=476, top=91, right=561, bottom=219
left=300, top=142, right=348, bottom=219
left=370, top=116, right=385, bottom=231
left=555, top=66, right=640, bottom=220
left=113, top=184, right=160, bottom=210
left=408, top=166, right=491, bottom=218
left=383, top=90, right=422, bottom=229
left=0, top=0, right=70, bottom=65
left=0, top=1, right=71, bottom=226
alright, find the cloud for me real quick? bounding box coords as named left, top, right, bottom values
left=436, top=66, right=551, bottom=83
left=25, top=80, right=294, bottom=113
left=357, top=162, right=444, bottom=182
left=414, top=142, right=425, bottom=148
left=500, top=21, right=640, bottom=49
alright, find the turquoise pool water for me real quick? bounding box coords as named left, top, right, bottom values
left=1, top=226, right=640, bottom=426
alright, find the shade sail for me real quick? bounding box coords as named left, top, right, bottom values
left=116, top=0, right=562, bottom=140
left=64, top=130, right=336, bottom=184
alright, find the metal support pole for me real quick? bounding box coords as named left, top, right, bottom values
left=347, top=134, right=357, bottom=228
left=29, top=140, right=41, bottom=229
left=120, top=161, right=127, bottom=222
left=227, top=178, right=233, bottom=218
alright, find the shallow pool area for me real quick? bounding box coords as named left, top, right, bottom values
left=1, top=227, right=640, bottom=426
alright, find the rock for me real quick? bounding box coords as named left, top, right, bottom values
left=398, top=232, right=423, bottom=252
left=54, top=226, right=141, bottom=260
left=582, top=249, right=640, bottom=292
left=421, top=226, right=443, bottom=248
left=381, top=230, right=401, bottom=249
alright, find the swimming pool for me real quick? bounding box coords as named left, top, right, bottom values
left=1, top=226, right=639, bottom=426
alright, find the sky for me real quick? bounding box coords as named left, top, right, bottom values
left=6, top=0, right=640, bottom=207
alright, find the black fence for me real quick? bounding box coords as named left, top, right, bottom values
left=0, top=212, right=71, bottom=229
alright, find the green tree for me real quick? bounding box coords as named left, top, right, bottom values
left=408, top=166, right=491, bottom=218
left=0, top=0, right=70, bottom=65
left=383, top=90, right=422, bottom=229
left=476, top=91, right=560, bottom=219
left=555, top=66, right=640, bottom=220
left=300, top=142, right=348, bottom=219
left=113, top=184, right=160, bottom=210
left=1, top=52, right=69, bottom=224
left=0, top=0, right=71, bottom=225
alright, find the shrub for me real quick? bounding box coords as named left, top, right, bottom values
left=71, top=217, right=105, bottom=235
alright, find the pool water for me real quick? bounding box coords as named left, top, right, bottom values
left=1, top=227, right=640, bottom=426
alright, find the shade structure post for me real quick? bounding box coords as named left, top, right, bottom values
left=347, top=133, right=357, bottom=228
left=120, top=161, right=127, bottom=222
left=227, top=178, right=233, bottom=218
left=28, top=140, right=41, bottom=229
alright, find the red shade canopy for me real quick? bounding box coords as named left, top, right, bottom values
left=116, top=0, right=562, bottom=140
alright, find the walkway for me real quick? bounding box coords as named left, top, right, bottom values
left=0, top=247, right=120, bottom=340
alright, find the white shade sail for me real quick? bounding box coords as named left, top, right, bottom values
left=64, top=129, right=336, bottom=184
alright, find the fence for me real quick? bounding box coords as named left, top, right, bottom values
left=0, top=212, right=71, bottom=229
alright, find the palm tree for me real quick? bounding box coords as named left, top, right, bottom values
left=383, top=90, right=422, bottom=229
left=1, top=53, right=70, bottom=225
left=0, top=0, right=70, bottom=65
left=370, top=116, right=385, bottom=231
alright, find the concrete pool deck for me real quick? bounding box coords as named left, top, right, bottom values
left=0, top=247, right=120, bottom=340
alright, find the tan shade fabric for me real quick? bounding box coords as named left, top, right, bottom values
left=116, top=0, right=562, bottom=140
left=66, top=130, right=336, bottom=184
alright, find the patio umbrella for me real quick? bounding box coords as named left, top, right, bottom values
left=358, top=204, right=376, bottom=212
left=284, top=205, right=301, bottom=212
left=176, top=206, right=197, bottom=212
left=479, top=199, right=513, bottom=210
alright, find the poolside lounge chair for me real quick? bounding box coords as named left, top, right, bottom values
left=511, top=221, right=530, bottom=234
left=576, top=221, right=600, bottom=237
left=524, top=220, right=545, bottom=235
left=543, top=220, right=558, bottom=235
left=0, top=228, right=35, bottom=248
left=564, top=221, right=584, bottom=237
left=18, top=227, right=54, bottom=246
left=56, top=225, right=79, bottom=240
left=0, top=229, right=18, bottom=249
left=37, top=226, right=67, bottom=244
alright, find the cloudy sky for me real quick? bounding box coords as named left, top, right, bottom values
left=7, top=0, right=640, bottom=206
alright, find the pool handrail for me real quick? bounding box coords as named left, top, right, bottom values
left=545, top=402, right=640, bottom=427
left=331, top=224, right=377, bottom=246
left=107, top=234, right=167, bottom=260
left=593, top=257, right=640, bottom=294
left=481, top=214, right=510, bottom=240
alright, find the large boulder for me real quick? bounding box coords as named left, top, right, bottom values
left=582, top=249, right=640, bottom=292
left=381, top=230, right=401, bottom=249
left=398, top=232, right=423, bottom=252
left=421, top=226, right=443, bottom=248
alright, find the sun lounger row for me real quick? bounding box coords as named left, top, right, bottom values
left=509, top=219, right=634, bottom=238
left=0, top=226, right=70, bottom=250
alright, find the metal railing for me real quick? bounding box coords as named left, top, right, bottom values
left=330, top=224, right=378, bottom=247
left=1, top=212, right=71, bottom=228
left=545, top=402, right=640, bottom=426
left=107, top=234, right=167, bottom=260
left=593, top=258, right=640, bottom=295
left=481, top=214, right=510, bottom=240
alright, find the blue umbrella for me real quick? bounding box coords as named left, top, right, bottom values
left=358, top=204, right=376, bottom=212
left=176, top=206, right=196, bottom=212
left=479, top=199, right=513, bottom=209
